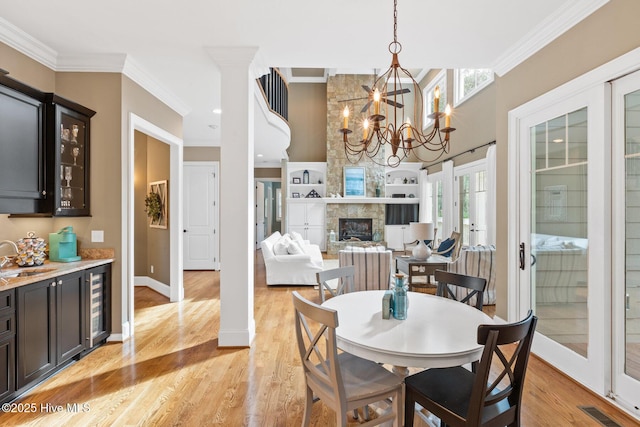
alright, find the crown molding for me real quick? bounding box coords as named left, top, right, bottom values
left=493, top=0, right=610, bottom=77
left=0, top=18, right=190, bottom=116
left=122, top=56, right=191, bottom=116
left=56, top=53, right=128, bottom=72
left=0, top=17, right=57, bottom=69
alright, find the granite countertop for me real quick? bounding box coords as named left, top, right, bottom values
left=0, top=257, right=114, bottom=291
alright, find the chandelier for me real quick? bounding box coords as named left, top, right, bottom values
left=340, top=0, right=455, bottom=168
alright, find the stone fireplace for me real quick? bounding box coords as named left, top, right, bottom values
left=325, top=74, right=387, bottom=254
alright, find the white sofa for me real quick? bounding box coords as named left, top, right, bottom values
left=260, top=231, right=324, bottom=285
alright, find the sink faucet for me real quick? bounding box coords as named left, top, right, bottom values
left=0, top=240, right=19, bottom=271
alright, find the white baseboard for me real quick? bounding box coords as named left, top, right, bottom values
left=218, top=321, right=256, bottom=347
left=135, top=275, right=170, bottom=298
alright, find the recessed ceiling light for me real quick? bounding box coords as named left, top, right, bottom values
left=212, top=108, right=222, bottom=114
left=257, top=154, right=263, bottom=157
left=552, top=138, right=564, bottom=143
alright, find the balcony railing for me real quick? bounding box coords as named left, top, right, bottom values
left=257, top=68, right=288, bottom=122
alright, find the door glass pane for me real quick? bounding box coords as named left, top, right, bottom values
left=625, top=89, right=640, bottom=380
left=474, top=170, right=487, bottom=245
left=436, top=181, right=443, bottom=238
left=530, top=107, right=589, bottom=358
left=459, top=175, right=470, bottom=245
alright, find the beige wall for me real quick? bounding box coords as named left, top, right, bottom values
left=287, top=82, right=327, bottom=162
left=255, top=168, right=281, bottom=179
left=134, top=132, right=148, bottom=276
left=494, top=0, right=640, bottom=319
left=184, top=146, right=220, bottom=161
left=145, top=136, right=171, bottom=285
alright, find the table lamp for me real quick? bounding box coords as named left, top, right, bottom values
left=410, top=222, right=434, bottom=260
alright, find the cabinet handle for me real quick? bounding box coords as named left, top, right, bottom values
left=51, top=281, right=56, bottom=287
left=58, top=279, right=62, bottom=285
left=42, top=190, right=47, bottom=196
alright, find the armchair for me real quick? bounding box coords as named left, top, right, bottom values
left=432, top=231, right=462, bottom=260
left=338, top=246, right=393, bottom=291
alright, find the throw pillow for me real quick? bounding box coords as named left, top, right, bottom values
left=437, top=238, right=455, bottom=257
left=273, top=239, right=289, bottom=256
left=287, top=240, right=305, bottom=255
left=290, top=230, right=304, bottom=244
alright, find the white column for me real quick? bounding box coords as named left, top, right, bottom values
left=207, top=47, right=258, bottom=347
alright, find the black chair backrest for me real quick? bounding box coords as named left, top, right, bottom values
left=435, top=269, right=487, bottom=310
left=468, top=310, right=537, bottom=425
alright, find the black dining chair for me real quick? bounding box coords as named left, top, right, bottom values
left=435, top=270, right=487, bottom=311
left=404, top=310, right=537, bottom=427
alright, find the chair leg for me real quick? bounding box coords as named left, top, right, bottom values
left=404, top=393, right=415, bottom=427
left=352, top=409, right=359, bottom=420
left=302, top=386, right=313, bottom=427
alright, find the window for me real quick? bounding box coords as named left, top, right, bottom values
left=422, top=70, right=447, bottom=129
left=454, top=69, right=494, bottom=106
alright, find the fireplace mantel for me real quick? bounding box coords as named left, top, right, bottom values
left=323, top=197, right=418, bottom=204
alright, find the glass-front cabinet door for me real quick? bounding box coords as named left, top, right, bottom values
left=45, top=94, right=95, bottom=216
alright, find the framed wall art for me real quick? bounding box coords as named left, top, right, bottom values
left=344, top=166, right=366, bottom=197
left=147, top=180, right=168, bottom=229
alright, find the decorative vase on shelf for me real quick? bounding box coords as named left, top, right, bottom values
left=375, top=185, right=381, bottom=197
left=303, top=169, right=309, bottom=184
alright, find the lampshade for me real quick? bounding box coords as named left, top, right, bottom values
left=410, top=222, right=434, bottom=260
left=410, top=222, right=434, bottom=241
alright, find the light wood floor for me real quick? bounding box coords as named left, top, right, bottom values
left=1, top=252, right=639, bottom=426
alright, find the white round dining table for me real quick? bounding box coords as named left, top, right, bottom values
left=321, top=290, right=494, bottom=370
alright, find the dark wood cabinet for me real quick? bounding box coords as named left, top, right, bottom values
left=44, top=94, right=96, bottom=217
left=0, top=74, right=46, bottom=214
left=16, top=270, right=86, bottom=390
left=0, top=289, right=15, bottom=402
left=56, top=271, right=85, bottom=363
left=6, top=262, right=111, bottom=402
left=0, top=72, right=95, bottom=216
left=16, top=279, right=55, bottom=389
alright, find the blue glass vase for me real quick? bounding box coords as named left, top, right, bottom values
left=392, top=274, right=408, bottom=320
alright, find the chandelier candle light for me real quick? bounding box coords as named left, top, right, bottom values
left=340, top=0, right=455, bottom=167
left=410, top=222, right=434, bottom=260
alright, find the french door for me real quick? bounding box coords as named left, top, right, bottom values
left=516, top=86, right=608, bottom=394
left=455, top=160, right=488, bottom=246
left=612, top=70, right=640, bottom=413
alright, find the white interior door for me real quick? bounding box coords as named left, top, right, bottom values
left=183, top=162, right=219, bottom=270
left=516, top=86, right=608, bottom=394
left=612, top=70, right=640, bottom=415
left=256, top=182, right=265, bottom=248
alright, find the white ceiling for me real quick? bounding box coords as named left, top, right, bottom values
left=0, top=0, right=608, bottom=166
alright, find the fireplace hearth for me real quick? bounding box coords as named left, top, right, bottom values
left=339, top=218, right=373, bottom=241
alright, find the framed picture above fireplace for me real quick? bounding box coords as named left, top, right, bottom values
left=344, top=166, right=366, bottom=197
